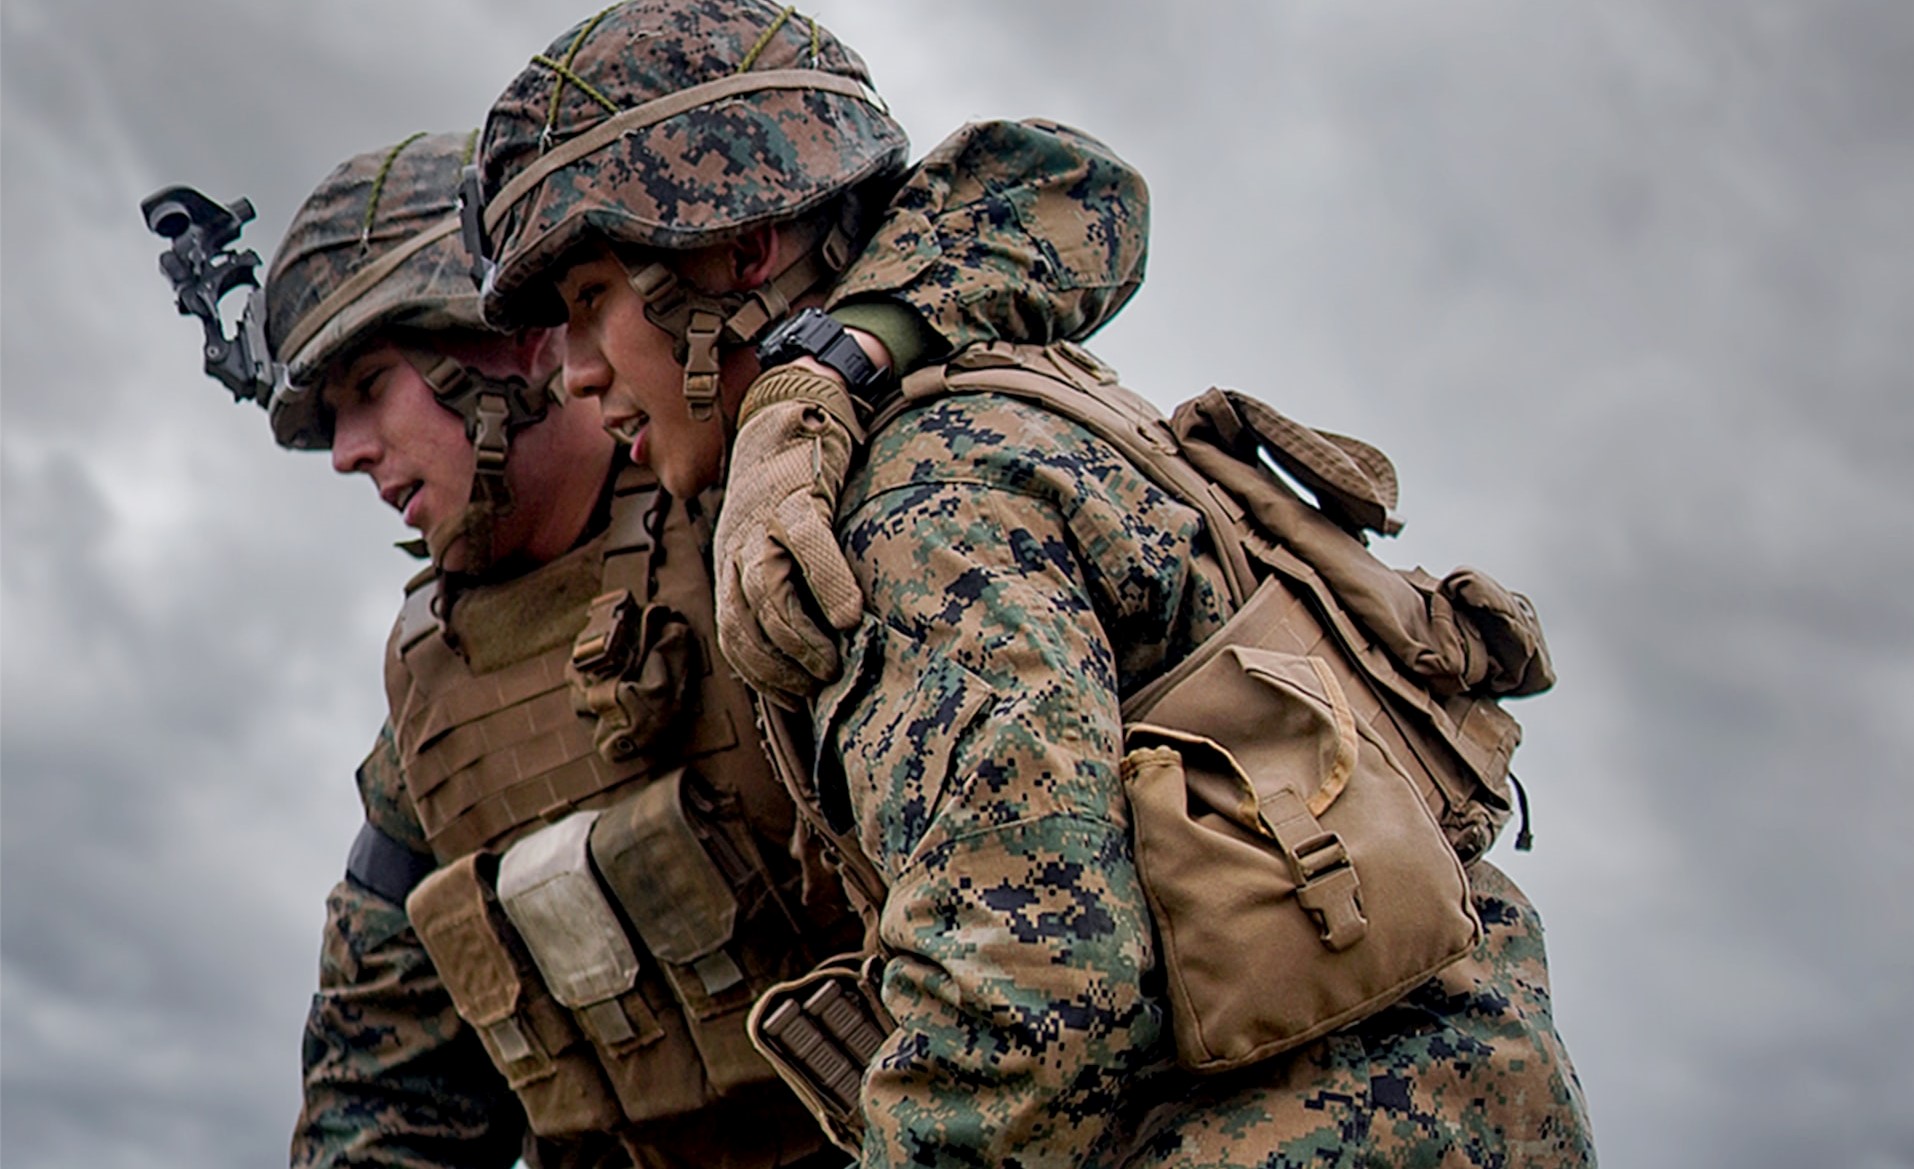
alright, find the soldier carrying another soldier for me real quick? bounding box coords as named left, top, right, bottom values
left=148, top=67, right=1150, bottom=1169
left=461, top=3, right=1598, bottom=1166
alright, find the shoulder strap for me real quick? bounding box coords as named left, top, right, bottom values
left=756, top=696, right=889, bottom=946
left=889, top=341, right=1262, bottom=606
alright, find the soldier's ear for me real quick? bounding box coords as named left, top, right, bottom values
left=727, top=223, right=781, bottom=290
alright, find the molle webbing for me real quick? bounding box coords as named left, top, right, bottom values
left=386, top=465, right=671, bottom=861
left=386, top=465, right=785, bottom=865
left=637, top=489, right=787, bottom=840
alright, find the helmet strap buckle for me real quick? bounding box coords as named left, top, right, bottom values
left=682, top=309, right=725, bottom=422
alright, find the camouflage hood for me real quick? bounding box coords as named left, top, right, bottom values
left=473, top=0, right=909, bottom=329
left=264, top=130, right=483, bottom=448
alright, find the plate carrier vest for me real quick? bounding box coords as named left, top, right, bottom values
left=387, top=462, right=860, bottom=1165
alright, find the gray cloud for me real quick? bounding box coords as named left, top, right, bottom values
left=5, top=2, right=1911, bottom=1167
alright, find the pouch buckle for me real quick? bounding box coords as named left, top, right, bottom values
left=572, top=589, right=642, bottom=678
left=1290, top=833, right=1368, bottom=952
left=569, top=594, right=695, bottom=763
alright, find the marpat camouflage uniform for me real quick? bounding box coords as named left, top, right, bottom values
left=292, top=123, right=1151, bottom=1169
left=813, top=393, right=1597, bottom=1168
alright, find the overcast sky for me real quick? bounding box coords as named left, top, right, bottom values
left=4, top=2, right=1912, bottom=1166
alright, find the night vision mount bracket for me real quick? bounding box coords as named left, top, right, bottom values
left=141, top=184, right=278, bottom=406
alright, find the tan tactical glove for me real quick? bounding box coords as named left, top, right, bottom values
left=714, top=366, right=866, bottom=709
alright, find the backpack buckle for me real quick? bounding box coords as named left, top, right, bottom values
left=1290, top=833, right=1368, bottom=952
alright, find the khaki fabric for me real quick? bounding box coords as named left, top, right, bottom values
left=383, top=463, right=858, bottom=1161
left=783, top=362, right=1591, bottom=1165
left=1123, top=585, right=1480, bottom=1070
left=881, top=343, right=1550, bottom=859
left=407, top=853, right=626, bottom=1138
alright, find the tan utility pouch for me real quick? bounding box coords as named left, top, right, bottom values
left=746, top=952, right=894, bottom=1156
left=405, top=852, right=625, bottom=1137
left=588, top=768, right=780, bottom=1097
left=1123, top=582, right=1481, bottom=1073
left=568, top=592, right=697, bottom=764
left=495, top=810, right=708, bottom=1124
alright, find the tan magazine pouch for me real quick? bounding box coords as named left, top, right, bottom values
left=405, top=852, right=625, bottom=1137
left=1123, top=581, right=1480, bottom=1073
left=745, top=952, right=895, bottom=1156
left=588, top=768, right=782, bottom=1096
left=495, top=810, right=709, bottom=1124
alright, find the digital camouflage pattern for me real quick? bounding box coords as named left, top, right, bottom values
left=815, top=391, right=1596, bottom=1167
left=293, top=727, right=529, bottom=1169
left=476, top=0, right=909, bottom=329
left=825, top=119, right=1147, bottom=357
left=266, top=130, right=483, bottom=446
left=292, top=126, right=1154, bottom=1169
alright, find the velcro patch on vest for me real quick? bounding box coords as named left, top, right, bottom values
left=450, top=541, right=606, bottom=675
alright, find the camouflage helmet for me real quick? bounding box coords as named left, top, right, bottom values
left=263, top=130, right=484, bottom=448
left=472, top=0, right=909, bottom=331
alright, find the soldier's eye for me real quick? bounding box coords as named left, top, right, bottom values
left=570, top=282, right=605, bottom=316
left=354, top=363, right=391, bottom=402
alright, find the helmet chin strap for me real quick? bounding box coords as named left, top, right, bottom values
left=619, top=216, right=857, bottom=424
left=396, top=350, right=564, bottom=576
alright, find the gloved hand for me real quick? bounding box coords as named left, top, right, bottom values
left=714, top=364, right=866, bottom=709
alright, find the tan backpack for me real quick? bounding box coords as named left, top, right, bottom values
left=750, top=341, right=1554, bottom=1144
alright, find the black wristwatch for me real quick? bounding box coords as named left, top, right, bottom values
left=755, top=307, right=887, bottom=393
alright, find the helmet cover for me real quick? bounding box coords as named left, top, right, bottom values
left=475, top=0, right=909, bottom=329
left=264, top=130, right=484, bottom=447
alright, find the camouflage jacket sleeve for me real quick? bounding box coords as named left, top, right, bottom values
left=811, top=394, right=1228, bottom=1168
left=292, top=723, right=526, bottom=1169
left=825, top=119, right=1148, bottom=356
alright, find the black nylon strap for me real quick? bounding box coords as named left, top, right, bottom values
left=344, top=821, right=438, bottom=905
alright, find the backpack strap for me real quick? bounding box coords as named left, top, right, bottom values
left=755, top=696, right=891, bottom=948
left=887, top=341, right=1261, bottom=606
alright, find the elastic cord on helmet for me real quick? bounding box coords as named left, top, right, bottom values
left=736, top=5, right=797, bottom=73
left=481, top=68, right=888, bottom=245
left=362, top=133, right=429, bottom=251
left=538, top=5, right=622, bottom=151
left=279, top=215, right=462, bottom=378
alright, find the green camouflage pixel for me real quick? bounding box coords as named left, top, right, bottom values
left=478, top=0, right=909, bottom=328
left=814, top=391, right=1595, bottom=1167
left=292, top=728, right=529, bottom=1169
left=267, top=131, right=482, bottom=399
left=294, top=879, right=528, bottom=1169
left=827, top=119, right=1147, bottom=355
left=355, top=723, right=429, bottom=855
left=296, top=726, right=639, bottom=1169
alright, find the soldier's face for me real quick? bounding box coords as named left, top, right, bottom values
left=324, top=331, right=613, bottom=570
left=325, top=343, right=475, bottom=536
left=556, top=250, right=732, bottom=500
